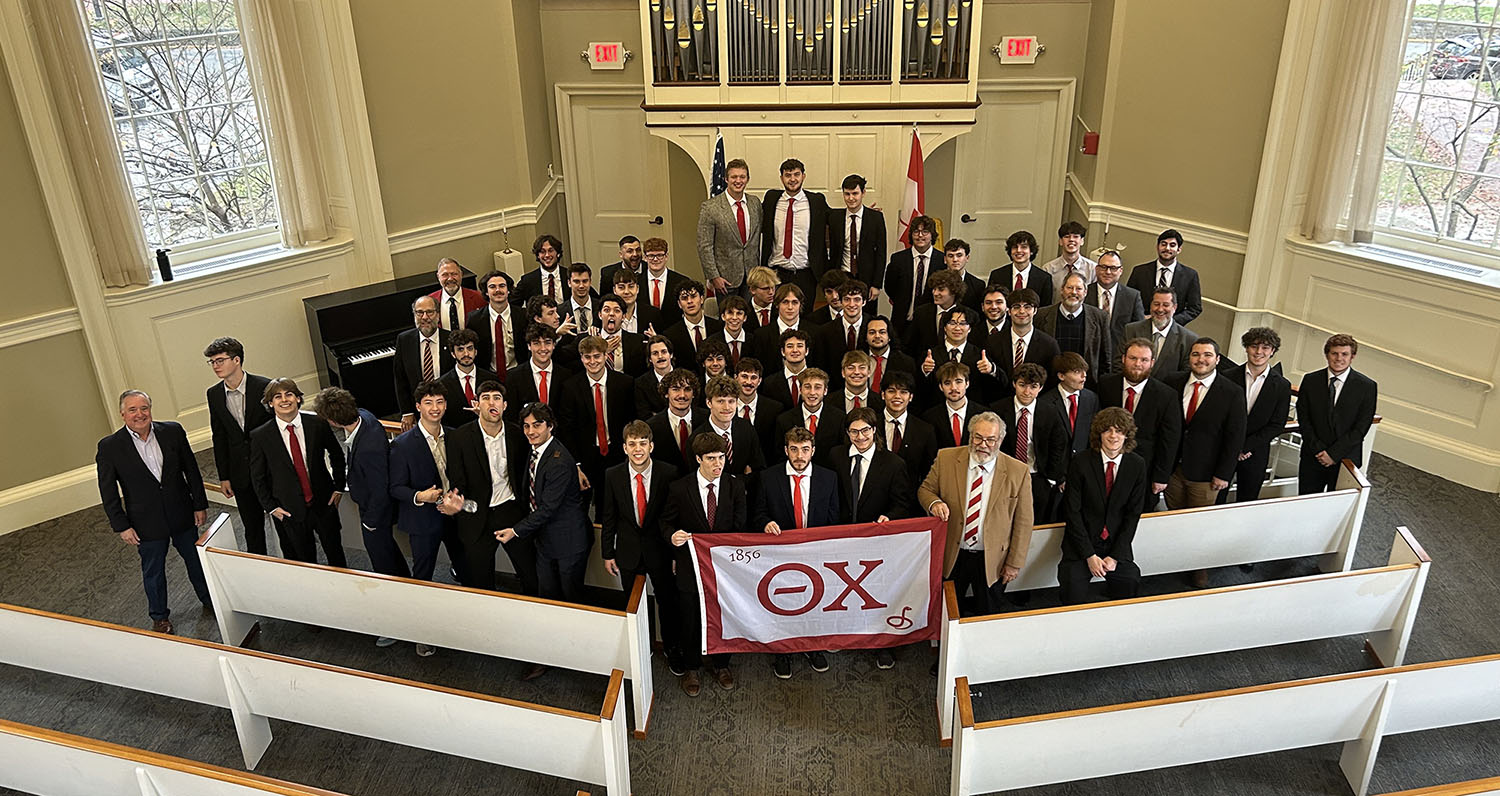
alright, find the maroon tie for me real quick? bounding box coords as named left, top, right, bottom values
left=635, top=473, right=648, bottom=526
left=464, top=375, right=476, bottom=404
left=421, top=339, right=434, bottom=382
left=705, top=482, right=717, bottom=527
left=286, top=423, right=313, bottom=505
left=736, top=200, right=747, bottom=244
left=742, top=405, right=752, bottom=421
left=891, top=420, right=903, bottom=453
left=678, top=419, right=690, bottom=462
left=760, top=308, right=770, bottom=326
left=493, top=316, right=507, bottom=375
left=1125, top=387, right=1137, bottom=413
left=846, top=323, right=857, bottom=351
left=1101, top=460, right=1116, bottom=540
left=848, top=214, right=859, bottom=270
left=1014, top=271, right=1024, bottom=292
left=694, top=325, right=704, bottom=348
left=1016, top=408, right=1029, bottom=464
left=731, top=339, right=741, bottom=365
left=872, top=356, right=884, bottom=393
left=595, top=383, right=609, bottom=456
left=782, top=197, right=796, bottom=258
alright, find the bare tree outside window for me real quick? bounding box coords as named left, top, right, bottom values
left=79, top=0, right=278, bottom=254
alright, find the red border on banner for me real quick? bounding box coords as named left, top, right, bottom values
left=689, top=517, right=946, bottom=654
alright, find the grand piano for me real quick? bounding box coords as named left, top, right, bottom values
left=303, top=270, right=475, bottom=419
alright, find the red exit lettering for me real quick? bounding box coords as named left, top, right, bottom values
left=1007, top=38, right=1031, bottom=57
left=594, top=43, right=618, bottom=63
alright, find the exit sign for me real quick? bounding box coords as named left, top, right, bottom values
left=586, top=42, right=626, bottom=70
left=998, top=36, right=1039, bottom=64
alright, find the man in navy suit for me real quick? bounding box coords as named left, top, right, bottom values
left=497, top=403, right=592, bottom=608
left=249, top=377, right=347, bottom=568
left=429, top=257, right=484, bottom=332
left=204, top=337, right=272, bottom=554
left=389, top=382, right=462, bottom=656
left=601, top=420, right=684, bottom=675
left=754, top=426, right=841, bottom=680
left=1297, top=334, right=1378, bottom=494
left=96, top=389, right=211, bottom=634
left=314, top=388, right=408, bottom=581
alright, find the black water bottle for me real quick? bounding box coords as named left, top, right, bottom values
left=155, top=248, right=173, bottom=282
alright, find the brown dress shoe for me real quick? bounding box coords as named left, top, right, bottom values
left=151, top=619, right=174, bottom=635
left=680, top=670, right=702, bottom=697
left=521, top=664, right=549, bottom=681
left=713, top=666, right=736, bottom=691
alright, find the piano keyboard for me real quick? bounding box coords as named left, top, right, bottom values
left=346, top=346, right=395, bottom=366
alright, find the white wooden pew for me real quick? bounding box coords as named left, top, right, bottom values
left=1007, top=458, right=1371, bottom=593
left=0, top=603, right=631, bottom=795
left=1382, top=776, right=1500, bottom=795
left=937, top=526, right=1430, bottom=742
left=0, top=719, right=348, bottom=796
left=949, top=653, right=1500, bottom=796
left=194, top=514, right=656, bottom=736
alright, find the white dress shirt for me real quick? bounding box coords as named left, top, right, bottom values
left=481, top=423, right=516, bottom=507
left=279, top=413, right=308, bottom=467
left=129, top=426, right=164, bottom=482
left=785, top=462, right=813, bottom=524
left=768, top=190, right=811, bottom=270
left=1244, top=366, right=1269, bottom=412
left=696, top=471, right=721, bottom=520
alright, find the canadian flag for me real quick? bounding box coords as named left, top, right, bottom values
left=898, top=126, right=924, bottom=247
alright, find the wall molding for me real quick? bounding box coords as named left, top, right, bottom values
left=1066, top=171, right=1250, bottom=255
left=0, top=307, right=83, bottom=350
left=386, top=175, right=565, bottom=255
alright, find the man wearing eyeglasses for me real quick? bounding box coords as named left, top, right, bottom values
left=205, top=337, right=273, bottom=554
left=1085, top=250, right=1145, bottom=363
left=395, top=295, right=453, bottom=433
left=917, top=411, right=1034, bottom=617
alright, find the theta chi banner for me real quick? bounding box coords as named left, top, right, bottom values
left=690, top=517, right=946, bottom=654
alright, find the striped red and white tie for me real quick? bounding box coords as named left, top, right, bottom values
left=963, top=465, right=985, bottom=547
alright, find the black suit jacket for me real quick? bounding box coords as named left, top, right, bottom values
left=994, top=399, right=1070, bottom=486
left=557, top=370, right=636, bottom=472
left=649, top=407, right=710, bottom=470
left=96, top=421, right=207, bottom=541
left=513, top=266, right=568, bottom=308
left=602, top=330, right=650, bottom=378
left=883, top=411, right=939, bottom=486
left=464, top=305, right=528, bottom=377
left=1163, top=372, right=1247, bottom=483
left=394, top=328, right=453, bottom=416
left=1098, top=375, right=1183, bottom=485
left=750, top=320, right=803, bottom=374
left=811, top=315, right=871, bottom=382
left=869, top=349, right=917, bottom=394
left=503, top=362, right=574, bottom=423
left=916, top=272, right=987, bottom=314
left=513, top=439, right=591, bottom=559
left=753, top=464, right=841, bottom=530
left=826, top=206, right=888, bottom=289
left=828, top=446, right=913, bottom=523
left=772, top=404, right=846, bottom=466
left=663, top=316, right=726, bottom=371
left=1039, top=386, right=1100, bottom=456
left=987, top=264, right=1055, bottom=307
left=1062, top=450, right=1148, bottom=562
left=249, top=412, right=346, bottom=521
left=923, top=401, right=984, bottom=450
left=744, top=395, right=785, bottom=452
left=635, top=370, right=669, bottom=420
left=917, top=338, right=1002, bottom=408
left=638, top=268, right=692, bottom=330
left=695, top=417, right=766, bottom=478
left=1085, top=283, right=1145, bottom=367
left=444, top=419, right=529, bottom=541
left=600, top=460, right=679, bottom=570
left=1127, top=261, right=1202, bottom=326
left=760, top=189, right=833, bottom=276
left=662, top=472, right=749, bottom=589
left=439, top=367, right=499, bottom=428
left=207, top=373, right=272, bottom=490
left=883, top=247, right=941, bottom=336
left=1224, top=364, right=1292, bottom=457
left=345, top=409, right=394, bottom=529
left=905, top=303, right=983, bottom=361
left=1296, top=367, right=1378, bottom=466
left=987, top=329, right=1063, bottom=391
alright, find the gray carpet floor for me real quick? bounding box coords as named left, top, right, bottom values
left=0, top=452, right=1497, bottom=795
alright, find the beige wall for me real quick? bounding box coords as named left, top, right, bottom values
left=977, top=0, right=1091, bottom=82
left=0, top=332, right=110, bottom=492
left=1070, top=0, right=1113, bottom=195
left=0, top=47, right=71, bottom=323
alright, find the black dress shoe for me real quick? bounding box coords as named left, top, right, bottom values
left=805, top=651, right=829, bottom=672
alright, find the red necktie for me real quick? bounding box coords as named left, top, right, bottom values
left=422, top=339, right=434, bottom=381
left=694, top=325, right=704, bottom=348
left=493, top=316, right=507, bottom=375
left=1013, top=338, right=1024, bottom=370
left=1101, top=459, right=1116, bottom=540
left=791, top=473, right=806, bottom=528
left=635, top=472, right=648, bottom=526
left=848, top=214, right=859, bottom=270
left=547, top=273, right=557, bottom=302
left=791, top=377, right=800, bottom=407
left=760, top=308, right=771, bottom=326
left=730, top=339, right=741, bottom=365
left=891, top=419, right=903, bottom=452
left=1068, top=393, right=1078, bottom=431
left=846, top=323, right=857, bottom=351
left=951, top=412, right=962, bottom=446
left=652, top=279, right=662, bottom=309
left=705, top=481, right=717, bottom=526
left=742, top=404, right=752, bottom=421
left=807, top=413, right=818, bottom=436
left=1125, top=387, right=1137, bottom=413
left=1185, top=381, right=1202, bottom=424
left=1014, top=271, right=1024, bottom=292
left=537, top=369, right=549, bottom=404
left=735, top=199, right=747, bottom=244
left=852, top=395, right=862, bottom=409
left=782, top=197, right=796, bottom=258
left=678, top=418, right=690, bottom=462
left=872, top=356, right=884, bottom=393
left=464, top=375, right=475, bottom=404
left=594, top=382, right=609, bottom=456
left=286, top=423, right=313, bottom=504
left=723, top=431, right=733, bottom=466
left=1016, top=408, right=1030, bottom=464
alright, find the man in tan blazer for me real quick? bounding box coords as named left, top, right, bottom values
left=697, top=158, right=763, bottom=298
left=917, top=411, right=1034, bottom=616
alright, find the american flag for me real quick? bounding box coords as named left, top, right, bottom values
left=709, top=131, right=727, bottom=197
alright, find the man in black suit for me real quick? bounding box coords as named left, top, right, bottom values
left=439, top=329, right=498, bottom=428
left=832, top=407, right=914, bottom=528
left=598, top=235, right=644, bottom=299
left=663, top=280, right=725, bottom=368
left=663, top=433, right=748, bottom=695
left=1086, top=250, right=1145, bottom=366
left=826, top=175, right=887, bottom=311
left=563, top=262, right=603, bottom=332
left=611, top=264, right=663, bottom=336
left=754, top=425, right=841, bottom=679
left=1126, top=229, right=1202, bottom=327
left=504, top=323, right=573, bottom=423
left=649, top=368, right=708, bottom=471
left=919, top=239, right=986, bottom=312
left=558, top=335, right=636, bottom=514
left=750, top=285, right=807, bottom=373
left=1034, top=272, right=1113, bottom=386
left=97, top=389, right=211, bottom=634
left=497, top=403, right=592, bottom=610
left=1297, top=334, right=1378, bottom=494
left=698, top=374, right=765, bottom=478
left=248, top=377, right=347, bottom=567
left=639, top=237, right=691, bottom=330
left=745, top=265, right=780, bottom=331
left=636, top=336, right=676, bottom=419
left=881, top=370, right=938, bottom=486
left=601, top=420, right=685, bottom=675
left=443, top=380, right=534, bottom=595
left=513, top=234, right=567, bottom=307
left=717, top=295, right=753, bottom=369
left=836, top=350, right=885, bottom=415
left=987, top=289, right=1060, bottom=394
left=773, top=368, right=846, bottom=466
left=812, top=279, right=870, bottom=381
left=923, top=361, right=985, bottom=450
left=973, top=285, right=1011, bottom=344
left=1098, top=338, right=1182, bottom=511
left=1040, top=352, right=1100, bottom=457
left=1223, top=327, right=1292, bottom=503
left=466, top=270, right=525, bottom=380
left=1164, top=339, right=1247, bottom=587
left=995, top=364, right=1070, bottom=524
left=761, top=158, right=832, bottom=312
left=906, top=271, right=984, bottom=361
left=917, top=305, right=1000, bottom=407
left=735, top=357, right=784, bottom=452
left=315, top=388, right=408, bottom=583
left=395, top=295, right=452, bottom=432
left=864, top=316, right=916, bottom=395
left=883, top=214, right=939, bottom=338
left=987, top=230, right=1054, bottom=308
left=596, top=295, right=649, bottom=378
left=204, top=337, right=272, bottom=554
left=1059, top=408, right=1148, bottom=604
left=760, top=328, right=812, bottom=410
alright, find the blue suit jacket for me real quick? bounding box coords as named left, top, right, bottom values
left=345, top=409, right=394, bottom=529
left=753, top=464, right=841, bottom=530
left=513, top=438, right=591, bottom=559
left=389, top=426, right=448, bottom=537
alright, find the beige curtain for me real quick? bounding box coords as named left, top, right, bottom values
left=236, top=0, right=333, bottom=247
left=25, top=0, right=152, bottom=288
left=1300, top=0, right=1410, bottom=244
